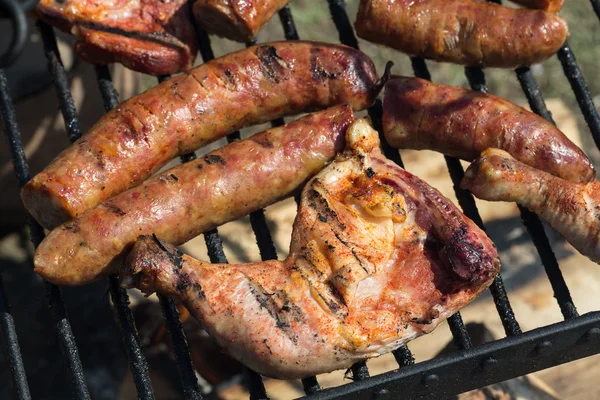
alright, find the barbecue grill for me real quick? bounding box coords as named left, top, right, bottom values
left=2, top=0, right=600, bottom=399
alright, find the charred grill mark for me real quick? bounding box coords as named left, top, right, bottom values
left=196, top=163, right=204, bottom=169
left=366, top=167, right=375, bottom=178
left=78, top=22, right=185, bottom=50
left=256, top=45, right=287, bottom=84
left=192, top=282, right=205, bottom=299
left=169, top=174, right=178, bottom=182
left=204, top=154, right=226, bottom=165
left=309, top=188, right=345, bottom=230
left=159, top=174, right=180, bottom=184
left=279, top=293, right=305, bottom=323
left=104, top=203, right=126, bottom=216
left=221, top=69, right=237, bottom=90
left=247, top=278, right=298, bottom=344
left=351, top=248, right=369, bottom=274
left=314, top=284, right=348, bottom=319
left=152, top=234, right=184, bottom=271
left=263, top=339, right=273, bottom=355
left=251, top=136, right=274, bottom=149
left=175, top=271, right=191, bottom=292
left=310, top=51, right=340, bottom=83
left=318, top=214, right=328, bottom=222
left=63, top=220, right=80, bottom=233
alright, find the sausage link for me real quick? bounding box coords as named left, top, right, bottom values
left=33, top=105, right=354, bottom=286
left=22, top=41, right=379, bottom=229
left=383, top=77, right=595, bottom=183
left=355, top=0, right=568, bottom=68
left=194, top=0, right=292, bottom=42
left=511, top=0, right=564, bottom=13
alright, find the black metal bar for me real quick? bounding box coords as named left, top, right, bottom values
left=515, top=67, right=555, bottom=124
left=278, top=5, right=300, bottom=41
left=592, top=0, right=600, bottom=22
left=556, top=42, right=600, bottom=150
left=301, top=376, right=322, bottom=395
left=327, top=0, right=359, bottom=50
left=462, top=65, right=578, bottom=320
left=38, top=21, right=82, bottom=142
left=304, top=312, right=600, bottom=400
left=89, top=64, right=157, bottom=400
left=0, top=69, right=91, bottom=399
left=0, top=273, right=31, bottom=400
left=447, top=314, right=473, bottom=350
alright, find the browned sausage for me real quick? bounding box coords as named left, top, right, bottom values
left=33, top=105, right=354, bottom=286
left=511, top=0, right=564, bottom=13
left=383, top=77, right=595, bottom=182
left=355, top=0, right=568, bottom=68
left=22, top=41, right=380, bottom=230
left=194, top=0, right=292, bottom=42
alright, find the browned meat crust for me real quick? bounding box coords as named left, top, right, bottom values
left=36, top=0, right=198, bottom=75
left=194, top=0, right=292, bottom=42
left=383, top=77, right=595, bottom=183
left=121, top=119, right=499, bottom=378
left=33, top=105, right=354, bottom=286
left=22, top=41, right=380, bottom=230
left=511, top=0, right=564, bottom=13
left=355, top=0, right=568, bottom=68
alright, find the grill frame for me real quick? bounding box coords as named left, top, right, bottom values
left=0, top=0, right=599, bottom=399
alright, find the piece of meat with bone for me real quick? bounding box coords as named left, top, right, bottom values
left=36, top=0, right=198, bottom=75
left=33, top=105, right=354, bottom=286
left=194, top=0, right=292, bottom=42
left=383, top=76, right=595, bottom=183
left=121, top=119, right=500, bottom=379
left=461, top=148, right=600, bottom=265
left=22, top=41, right=383, bottom=230
left=355, top=0, right=568, bottom=68
left=511, top=0, right=564, bottom=13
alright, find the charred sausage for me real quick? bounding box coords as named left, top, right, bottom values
left=22, top=41, right=380, bottom=230
left=37, top=0, right=198, bottom=75
left=355, top=0, right=568, bottom=68
left=33, top=105, right=354, bottom=286
left=383, top=77, right=595, bottom=183
left=511, top=0, right=564, bottom=13
left=194, top=0, right=292, bottom=42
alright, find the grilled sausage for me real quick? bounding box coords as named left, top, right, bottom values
left=511, top=0, right=564, bottom=13
left=383, top=77, right=595, bottom=183
left=194, top=0, right=292, bottom=42
left=462, top=148, right=600, bottom=264
left=355, top=0, right=568, bottom=68
left=33, top=105, right=354, bottom=286
left=22, top=41, right=381, bottom=230
left=37, top=0, right=198, bottom=75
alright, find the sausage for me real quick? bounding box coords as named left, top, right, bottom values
left=194, top=0, right=292, bottom=42
left=22, top=41, right=381, bottom=230
left=355, top=0, right=568, bottom=68
left=511, top=0, right=564, bottom=13
left=33, top=105, right=354, bottom=286
left=383, top=77, right=595, bottom=183
left=37, top=0, right=198, bottom=75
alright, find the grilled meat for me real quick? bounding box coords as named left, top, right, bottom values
left=36, top=0, right=198, bottom=75
left=383, top=76, right=594, bottom=182
left=511, top=0, right=564, bottom=13
left=33, top=106, right=354, bottom=286
left=194, top=0, right=292, bottom=42
left=22, top=41, right=382, bottom=230
left=462, top=148, right=600, bottom=264
left=121, top=119, right=500, bottom=379
left=355, top=0, right=568, bottom=68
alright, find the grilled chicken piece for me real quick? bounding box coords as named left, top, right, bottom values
left=36, top=0, right=198, bottom=75
left=462, top=148, right=600, bottom=264
left=121, top=119, right=500, bottom=379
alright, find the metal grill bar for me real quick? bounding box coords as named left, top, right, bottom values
left=0, top=69, right=91, bottom=398
left=592, top=0, right=600, bottom=21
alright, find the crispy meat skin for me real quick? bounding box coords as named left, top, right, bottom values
left=383, top=77, right=595, bottom=183
left=33, top=106, right=354, bottom=286
left=36, top=0, right=198, bottom=75
left=22, top=41, right=379, bottom=230
left=122, top=119, right=499, bottom=378
left=194, top=0, right=292, bottom=42
left=511, top=0, right=564, bottom=13
left=462, top=148, right=600, bottom=264
left=355, top=0, right=568, bottom=68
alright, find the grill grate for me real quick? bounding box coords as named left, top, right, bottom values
left=1, top=1, right=600, bottom=399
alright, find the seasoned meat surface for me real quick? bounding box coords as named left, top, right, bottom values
left=22, top=41, right=380, bottom=230
left=355, top=0, right=568, bottom=68
left=462, top=148, right=600, bottom=264
left=122, top=119, right=500, bottom=378
left=36, top=0, right=198, bottom=75
left=33, top=106, right=354, bottom=286
left=511, top=0, right=564, bottom=13
left=383, top=77, right=595, bottom=183
left=194, top=0, right=292, bottom=42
